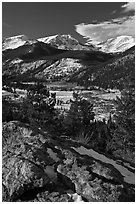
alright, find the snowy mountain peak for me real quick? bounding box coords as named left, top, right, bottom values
left=38, top=34, right=78, bottom=43
left=97, top=35, right=135, bottom=53
left=3, top=35, right=28, bottom=51
left=3, top=34, right=92, bottom=52
left=38, top=34, right=89, bottom=50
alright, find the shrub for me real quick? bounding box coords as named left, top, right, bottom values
left=75, top=130, right=93, bottom=145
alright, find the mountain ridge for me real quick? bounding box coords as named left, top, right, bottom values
left=3, top=34, right=134, bottom=53
left=2, top=35, right=29, bottom=51
left=96, top=35, right=135, bottom=53
left=2, top=34, right=135, bottom=89
left=3, top=34, right=93, bottom=51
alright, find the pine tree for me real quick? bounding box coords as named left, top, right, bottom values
left=110, top=79, right=135, bottom=161
left=64, top=92, right=95, bottom=137
left=19, top=82, right=56, bottom=129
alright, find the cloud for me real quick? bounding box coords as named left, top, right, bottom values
left=121, top=2, right=135, bottom=13
left=75, top=16, right=135, bottom=44
left=112, top=2, right=135, bottom=15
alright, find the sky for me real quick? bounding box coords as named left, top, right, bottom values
left=2, top=2, right=135, bottom=44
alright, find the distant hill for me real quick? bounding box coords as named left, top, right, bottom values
left=69, top=46, right=135, bottom=90
left=2, top=34, right=135, bottom=89
left=2, top=35, right=113, bottom=82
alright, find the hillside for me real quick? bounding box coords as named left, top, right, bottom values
left=3, top=34, right=135, bottom=90
left=2, top=38, right=113, bottom=82
left=69, top=46, right=135, bottom=90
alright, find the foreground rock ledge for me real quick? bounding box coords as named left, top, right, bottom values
left=2, top=121, right=135, bottom=202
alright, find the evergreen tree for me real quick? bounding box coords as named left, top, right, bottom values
left=64, top=92, right=95, bottom=136
left=109, top=79, right=135, bottom=161
left=18, top=82, right=56, bottom=130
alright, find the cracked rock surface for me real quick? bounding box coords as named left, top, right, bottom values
left=2, top=121, right=135, bottom=202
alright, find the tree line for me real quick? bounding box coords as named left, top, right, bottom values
left=2, top=81, right=135, bottom=163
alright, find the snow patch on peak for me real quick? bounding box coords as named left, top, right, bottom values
left=38, top=34, right=59, bottom=43
left=97, top=35, right=135, bottom=53
left=3, top=35, right=28, bottom=51
left=3, top=34, right=28, bottom=41
left=38, top=34, right=78, bottom=44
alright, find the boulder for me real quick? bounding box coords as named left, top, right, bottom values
left=2, top=121, right=58, bottom=201
left=2, top=121, right=135, bottom=201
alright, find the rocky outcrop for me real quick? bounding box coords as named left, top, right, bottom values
left=2, top=121, right=135, bottom=201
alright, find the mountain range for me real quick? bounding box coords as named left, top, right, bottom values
left=96, top=36, right=135, bottom=53
left=2, top=34, right=135, bottom=89
left=3, top=34, right=134, bottom=52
